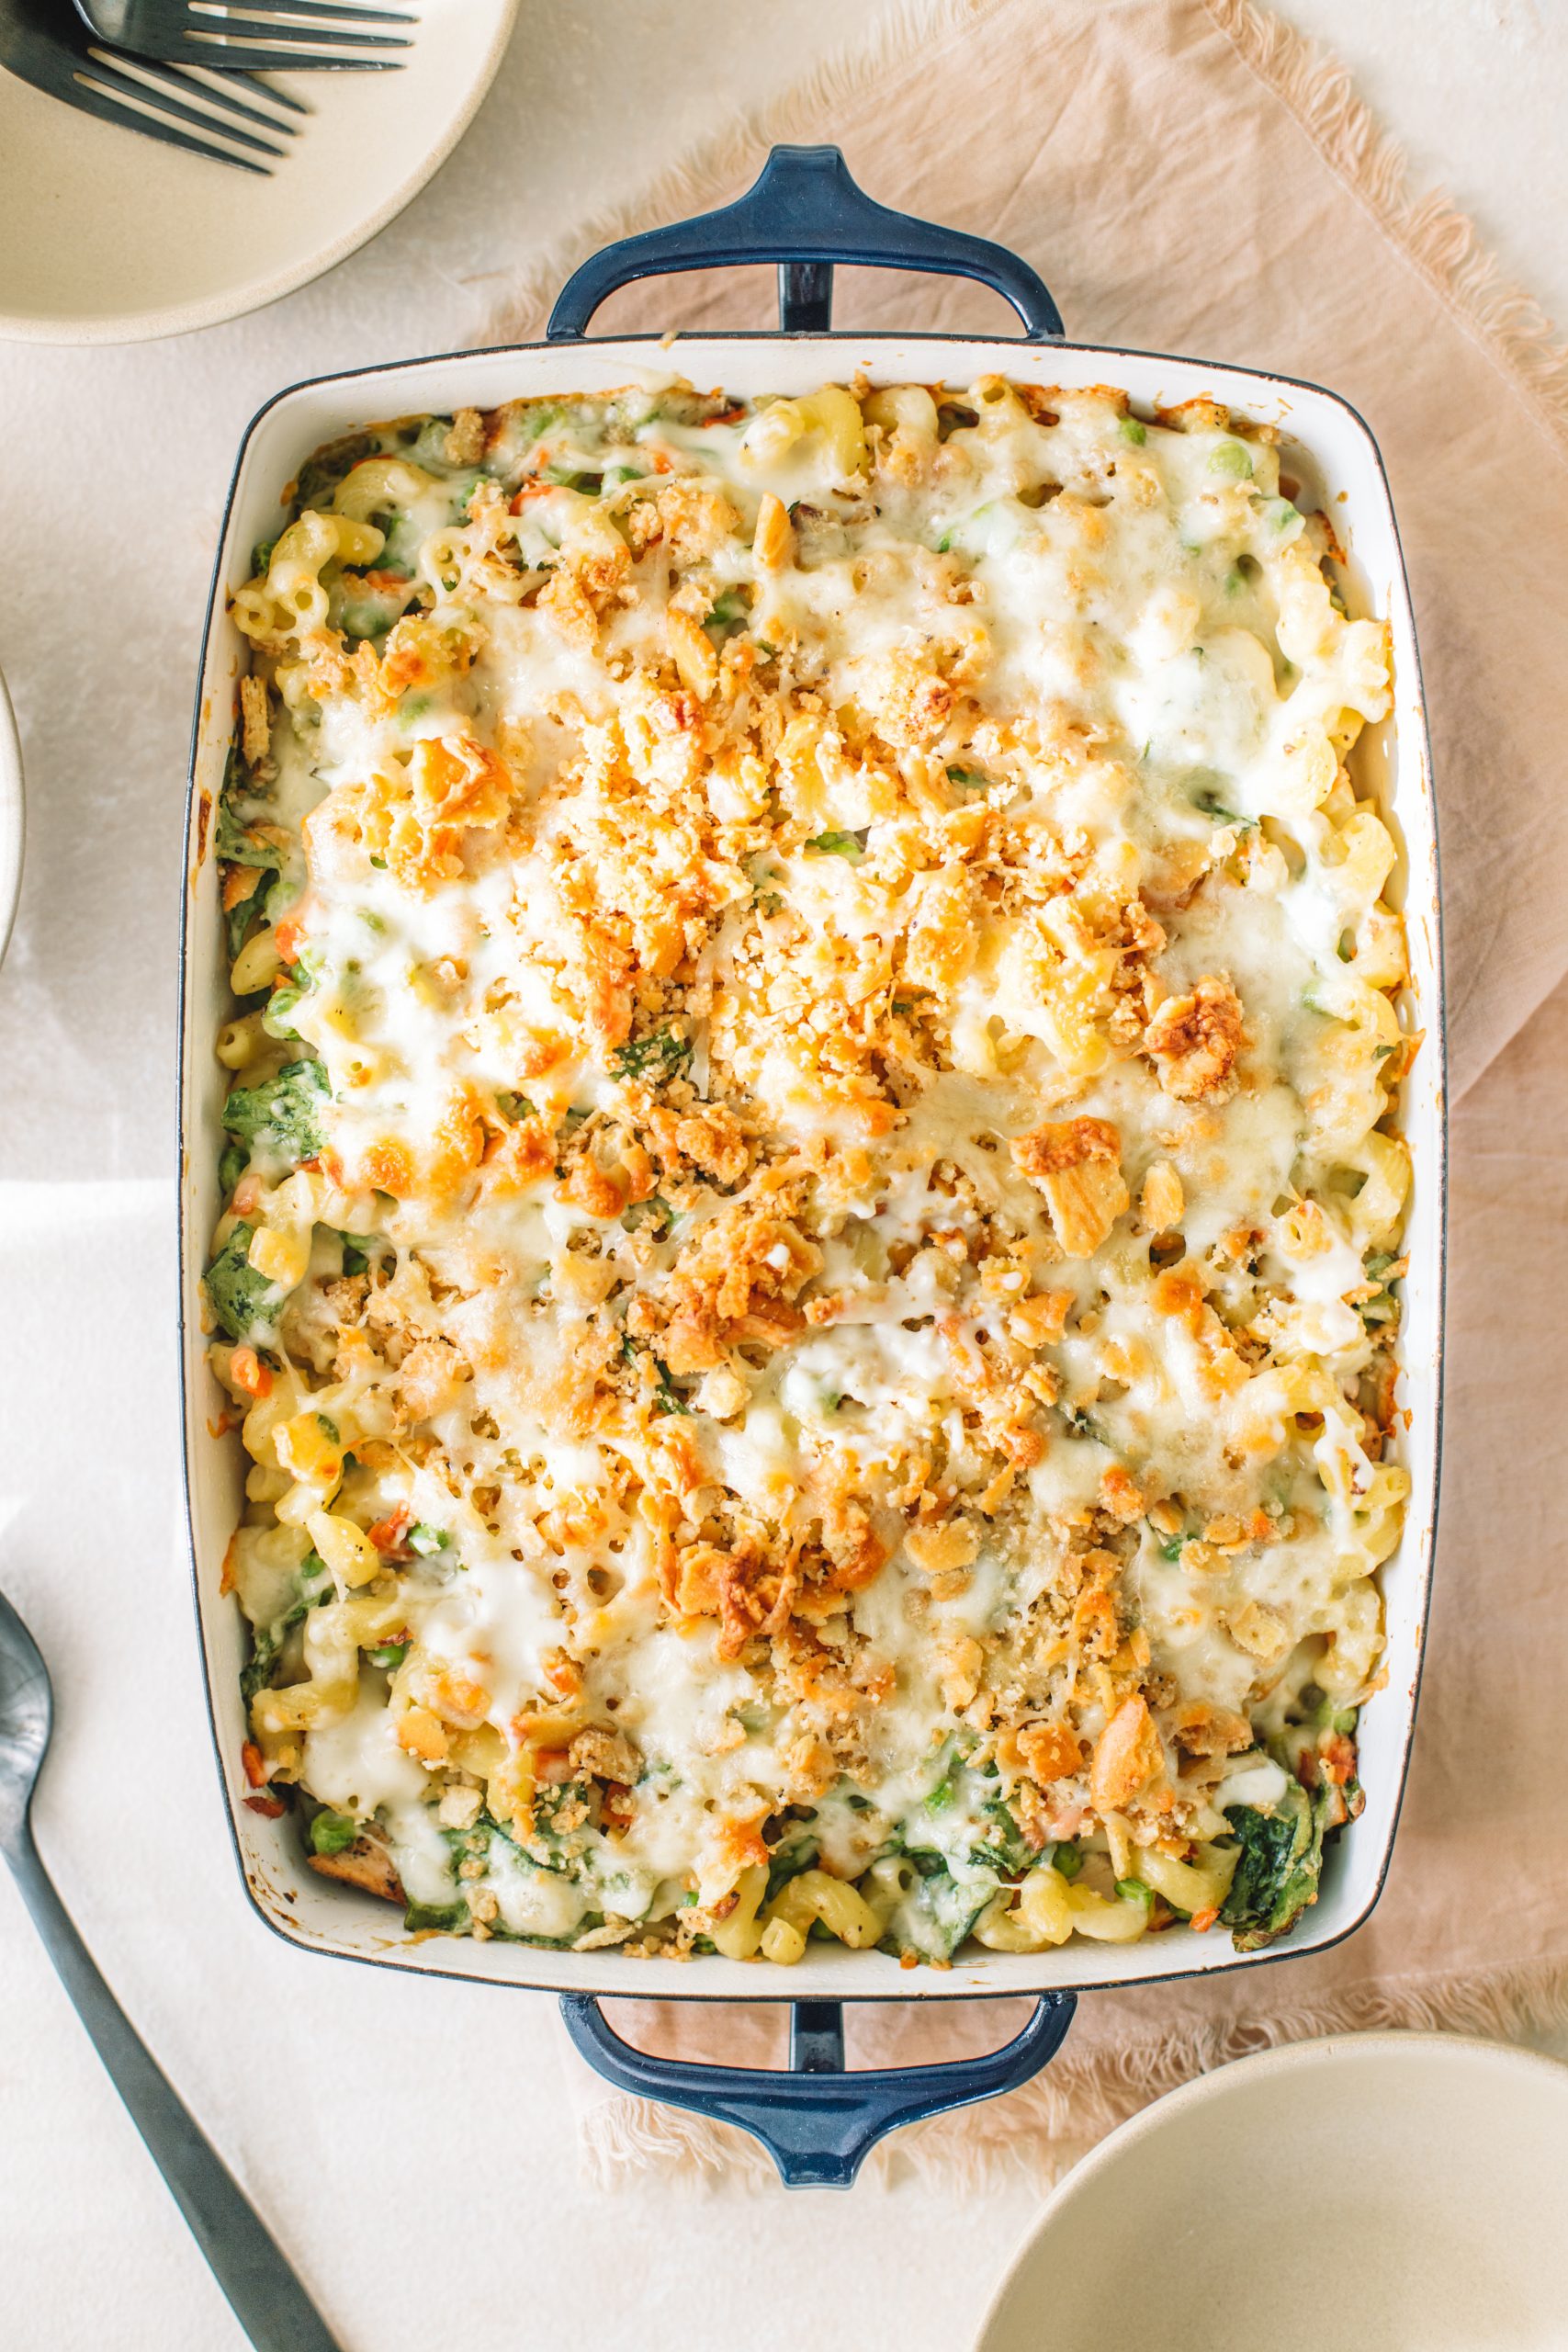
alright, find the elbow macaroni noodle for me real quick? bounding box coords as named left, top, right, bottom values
left=208, top=379, right=1411, bottom=1963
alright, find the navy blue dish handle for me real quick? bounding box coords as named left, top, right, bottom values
left=547, top=142, right=1063, bottom=342
left=560, top=1992, right=1077, bottom=2188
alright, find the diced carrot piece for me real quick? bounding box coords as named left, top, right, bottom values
left=395, top=1707, right=448, bottom=1764
left=241, top=1741, right=268, bottom=1788
left=367, top=1507, right=412, bottom=1558
left=230, top=1346, right=272, bottom=1400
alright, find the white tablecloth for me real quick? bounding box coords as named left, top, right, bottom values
left=2, top=6, right=1564, bottom=2345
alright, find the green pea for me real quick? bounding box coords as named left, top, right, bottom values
left=310, top=1812, right=359, bottom=1857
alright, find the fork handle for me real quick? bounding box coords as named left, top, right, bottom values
left=4, top=1823, right=343, bottom=2352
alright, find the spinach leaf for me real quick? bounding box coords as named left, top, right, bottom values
left=226, top=887, right=259, bottom=965
left=805, top=831, right=865, bottom=861
left=1220, top=1781, right=1329, bottom=1950
left=292, top=432, right=375, bottom=516
left=879, top=1863, right=995, bottom=1962
left=403, top=1900, right=470, bottom=1934
left=764, top=1832, right=819, bottom=1905
left=227, top=871, right=285, bottom=963
left=222, top=1059, right=329, bottom=1165
left=239, top=1553, right=331, bottom=1702
left=205, top=1223, right=284, bottom=1347
left=649, top=1357, right=690, bottom=1418
left=972, top=1794, right=1036, bottom=1874
left=217, top=798, right=289, bottom=957
left=216, top=797, right=284, bottom=873
left=608, top=1028, right=691, bottom=1083
left=704, top=589, right=750, bottom=643
left=517, top=401, right=565, bottom=446
left=239, top=1630, right=281, bottom=1706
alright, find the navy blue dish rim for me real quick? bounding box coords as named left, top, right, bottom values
left=177, top=143, right=1446, bottom=2190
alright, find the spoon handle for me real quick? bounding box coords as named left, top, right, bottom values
left=6, top=1824, right=343, bottom=2352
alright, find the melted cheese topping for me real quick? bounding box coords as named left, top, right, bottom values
left=211, top=379, right=1410, bottom=1963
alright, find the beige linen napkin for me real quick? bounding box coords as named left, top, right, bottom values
left=480, top=0, right=1568, bottom=2180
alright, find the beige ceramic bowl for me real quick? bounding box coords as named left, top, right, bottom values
left=975, top=2032, right=1568, bottom=2352
left=0, top=661, right=22, bottom=967
left=0, top=0, right=516, bottom=344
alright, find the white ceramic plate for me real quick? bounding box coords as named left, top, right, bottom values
left=0, top=0, right=515, bottom=345
left=975, top=2032, right=1568, bottom=2352
left=0, top=661, right=22, bottom=968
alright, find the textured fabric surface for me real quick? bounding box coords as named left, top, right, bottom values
left=513, top=0, right=1568, bottom=2181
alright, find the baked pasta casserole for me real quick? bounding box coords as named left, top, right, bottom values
left=207, top=375, right=1412, bottom=1965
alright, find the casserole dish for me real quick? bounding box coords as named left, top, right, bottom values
left=180, top=145, right=1445, bottom=2187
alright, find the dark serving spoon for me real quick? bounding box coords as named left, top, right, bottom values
left=0, top=1584, right=343, bottom=2351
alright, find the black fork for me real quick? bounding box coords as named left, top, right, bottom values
left=73, top=0, right=414, bottom=73
left=0, top=0, right=301, bottom=173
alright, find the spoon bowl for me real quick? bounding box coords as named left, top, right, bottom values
left=0, top=1585, right=52, bottom=1849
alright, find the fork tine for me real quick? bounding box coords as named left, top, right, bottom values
left=61, top=71, right=271, bottom=172
left=200, top=0, right=415, bottom=19
left=131, top=54, right=302, bottom=130
left=216, top=66, right=312, bottom=113
left=183, top=26, right=412, bottom=52
left=78, top=45, right=289, bottom=152
left=180, top=6, right=413, bottom=51
left=191, top=46, right=405, bottom=69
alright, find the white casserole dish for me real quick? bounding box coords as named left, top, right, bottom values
left=178, top=146, right=1445, bottom=2182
